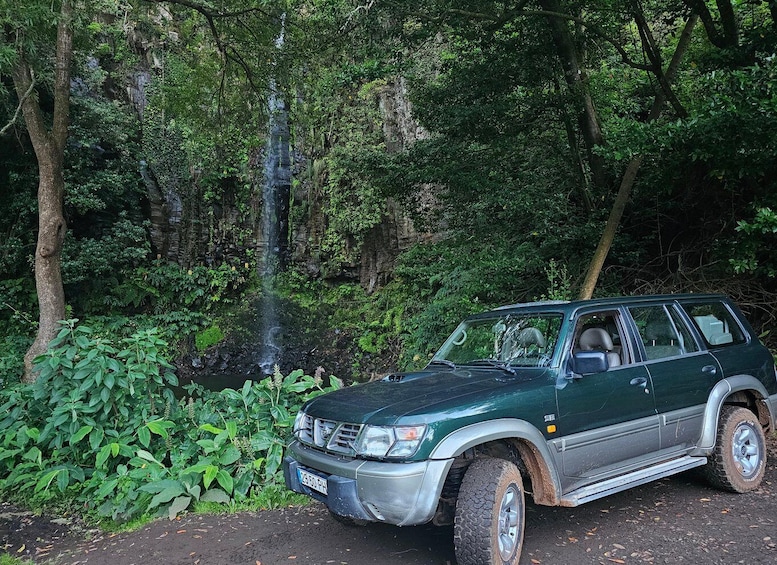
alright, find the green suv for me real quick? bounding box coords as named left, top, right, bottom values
left=284, top=294, right=777, bottom=565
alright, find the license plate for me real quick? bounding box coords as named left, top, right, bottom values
left=298, top=468, right=328, bottom=495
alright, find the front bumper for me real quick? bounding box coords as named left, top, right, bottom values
left=283, top=440, right=453, bottom=526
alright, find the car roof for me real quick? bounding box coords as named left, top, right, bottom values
left=470, top=293, right=729, bottom=319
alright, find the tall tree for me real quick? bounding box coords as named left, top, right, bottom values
left=578, top=13, right=698, bottom=299
left=538, top=0, right=610, bottom=192
left=2, top=0, right=73, bottom=382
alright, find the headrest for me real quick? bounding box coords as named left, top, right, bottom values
left=579, top=327, right=614, bottom=351
left=516, top=327, right=546, bottom=348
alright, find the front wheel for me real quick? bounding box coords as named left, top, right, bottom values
left=454, top=458, right=525, bottom=565
left=704, top=405, right=766, bottom=493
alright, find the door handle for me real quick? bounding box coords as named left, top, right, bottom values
left=630, top=377, right=648, bottom=387
left=702, top=365, right=717, bottom=375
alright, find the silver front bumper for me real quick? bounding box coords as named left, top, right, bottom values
left=284, top=440, right=453, bottom=526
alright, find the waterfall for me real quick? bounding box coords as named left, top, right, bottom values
left=256, top=16, right=290, bottom=375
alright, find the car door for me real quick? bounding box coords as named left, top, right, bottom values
left=626, top=303, right=719, bottom=453
left=553, top=308, right=659, bottom=483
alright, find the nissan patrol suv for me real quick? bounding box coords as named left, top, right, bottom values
left=284, top=294, right=777, bottom=565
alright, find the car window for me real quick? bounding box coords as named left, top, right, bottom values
left=682, top=302, right=746, bottom=347
left=434, top=313, right=563, bottom=367
left=629, top=305, right=698, bottom=360
left=571, top=310, right=630, bottom=367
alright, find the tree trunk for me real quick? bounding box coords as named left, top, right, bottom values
left=14, top=0, right=73, bottom=382
left=577, top=157, right=644, bottom=300
left=578, top=16, right=697, bottom=299
left=682, top=0, right=736, bottom=48
left=539, top=0, right=610, bottom=192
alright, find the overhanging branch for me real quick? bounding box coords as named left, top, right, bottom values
left=0, top=69, right=36, bottom=136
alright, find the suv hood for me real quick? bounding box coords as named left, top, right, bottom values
left=302, top=367, right=549, bottom=425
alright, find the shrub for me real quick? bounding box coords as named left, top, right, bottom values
left=0, top=320, right=340, bottom=522
left=0, top=334, right=31, bottom=387
left=105, top=261, right=253, bottom=314
left=195, top=325, right=224, bottom=352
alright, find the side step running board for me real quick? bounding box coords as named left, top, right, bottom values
left=560, top=455, right=707, bottom=507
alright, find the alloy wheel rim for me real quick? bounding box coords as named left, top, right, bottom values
left=498, top=484, right=520, bottom=560
left=732, top=423, right=760, bottom=478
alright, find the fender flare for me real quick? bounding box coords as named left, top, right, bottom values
left=692, top=375, right=775, bottom=455
left=429, top=418, right=562, bottom=505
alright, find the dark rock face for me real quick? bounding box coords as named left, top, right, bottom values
left=176, top=295, right=358, bottom=390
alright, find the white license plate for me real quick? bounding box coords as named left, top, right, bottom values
left=298, top=468, right=328, bottom=495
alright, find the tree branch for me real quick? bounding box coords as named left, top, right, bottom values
left=524, top=10, right=652, bottom=71
left=0, top=69, right=35, bottom=137
left=145, top=0, right=273, bottom=21
left=378, top=2, right=653, bottom=71
left=682, top=0, right=729, bottom=48
left=634, top=9, right=688, bottom=118
left=12, top=59, right=49, bottom=154
left=143, top=0, right=280, bottom=95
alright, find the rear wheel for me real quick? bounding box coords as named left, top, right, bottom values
left=704, top=405, right=766, bottom=493
left=454, top=458, right=525, bottom=565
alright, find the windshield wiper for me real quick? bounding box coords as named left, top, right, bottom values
left=427, top=359, right=457, bottom=370
left=467, top=359, right=517, bottom=375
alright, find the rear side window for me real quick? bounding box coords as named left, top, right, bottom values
left=683, top=302, right=746, bottom=347
left=629, top=305, right=698, bottom=360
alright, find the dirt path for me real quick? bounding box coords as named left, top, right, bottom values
left=3, top=433, right=776, bottom=565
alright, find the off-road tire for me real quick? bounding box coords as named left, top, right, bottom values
left=454, top=457, right=525, bottom=565
left=704, top=405, right=766, bottom=493
left=328, top=510, right=368, bottom=527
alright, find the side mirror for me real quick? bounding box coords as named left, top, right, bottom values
left=569, top=351, right=610, bottom=377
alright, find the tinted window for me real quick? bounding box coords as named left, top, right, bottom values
left=629, top=305, right=698, bottom=360
left=683, top=302, right=746, bottom=347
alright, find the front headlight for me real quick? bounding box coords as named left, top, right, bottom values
left=354, top=424, right=427, bottom=458
left=293, top=410, right=305, bottom=433
left=293, top=410, right=313, bottom=444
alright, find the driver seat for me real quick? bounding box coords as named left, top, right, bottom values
left=578, top=327, right=621, bottom=368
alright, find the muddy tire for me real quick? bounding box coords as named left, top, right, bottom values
left=454, top=458, right=525, bottom=565
left=704, top=405, right=766, bottom=493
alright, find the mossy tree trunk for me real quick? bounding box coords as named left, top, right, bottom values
left=11, top=0, right=73, bottom=382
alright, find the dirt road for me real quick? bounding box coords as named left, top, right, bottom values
left=3, top=433, right=775, bottom=565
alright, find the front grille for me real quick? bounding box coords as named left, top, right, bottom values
left=313, top=418, right=337, bottom=447
left=296, top=413, right=363, bottom=455
left=331, top=423, right=361, bottom=451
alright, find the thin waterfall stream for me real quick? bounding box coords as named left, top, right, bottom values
left=256, top=17, right=290, bottom=375
left=180, top=17, right=294, bottom=389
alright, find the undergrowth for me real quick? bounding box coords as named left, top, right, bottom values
left=0, top=320, right=340, bottom=524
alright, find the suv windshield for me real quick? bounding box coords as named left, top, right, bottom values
left=433, top=313, right=563, bottom=368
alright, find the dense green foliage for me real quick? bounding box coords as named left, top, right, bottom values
left=298, top=0, right=777, bottom=346
left=0, top=320, right=340, bottom=520
left=1, top=0, right=777, bottom=524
